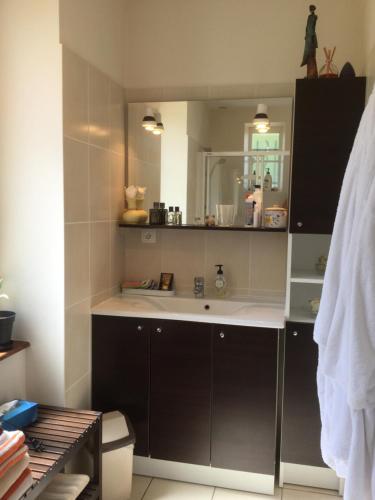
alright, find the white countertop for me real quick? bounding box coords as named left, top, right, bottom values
left=91, top=293, right=286, bottom=329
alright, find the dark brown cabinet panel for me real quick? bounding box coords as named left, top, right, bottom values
left=92, top=315, right=150, bottom=456
left=211, top=325, right=278, bottom=475
left=290, top=78, right=366, bottom=234
left=282, top=322, right=325, bottom=467
left=150, top=320, right=211, bottom=465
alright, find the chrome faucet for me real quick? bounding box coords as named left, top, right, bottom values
left=193, top=277, right=205, bottom=298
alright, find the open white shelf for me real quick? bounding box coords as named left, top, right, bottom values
left=290, top=270, right=324, bottom=285
left=289, top=307, right=316, bottom=324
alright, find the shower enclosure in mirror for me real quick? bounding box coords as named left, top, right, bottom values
left=126, top=97, right=292, bottom=227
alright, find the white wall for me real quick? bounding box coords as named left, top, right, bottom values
left=0, top=0, right=65, bottom=405
left=0, top=354, right=27, bottom=403
left=160, top=102, right=189, bottom=221
left=126, top=0, right=365, bottom=90
left=59, top=0, right=128, bottom=85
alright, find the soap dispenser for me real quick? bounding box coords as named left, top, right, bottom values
left=215, top=265, right=227, bottom=298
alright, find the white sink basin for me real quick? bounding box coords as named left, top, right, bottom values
left=92, top=294, right=285, bottom=329
left=145, top=296, right=249, bottom=316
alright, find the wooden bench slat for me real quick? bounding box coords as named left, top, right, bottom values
left=28, top=425, right=83, bottom=438
left=26, top=435, right=72, bottom=449
left=37, top=417, right=88, bottom=430
left=39, top=408, right=97, bottom=421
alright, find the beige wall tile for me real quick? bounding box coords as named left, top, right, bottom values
left=88, top=66, right=110, bottom=149
left=65, top=372, right=91, bottom=410
left=110, top=153, right=125, bottom=221
left=161, top=230, right=205, bottom=291
left=110, top=223, right=124, bottom=288
left=89, top=146, right=110, bottom=221
left=205, top=232, right=251, bottom=290
left=65, top=223, right=90, bottom=307
left=63, top=48, right=88, bottom=141
left=124, top=228, right=162, bottom=283
left=90, top=222, right=110, bottom=296
left=65, top=299, right=91, bottom=389
left=109, top=82, right=125, bottom=155
left=250, top=233, right=288, bottom=291
left=64, top=138, right=89, bottom=223
left=91, top=287, right=118, bottom=307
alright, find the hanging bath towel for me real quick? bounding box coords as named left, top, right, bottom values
left=314, top=84, right=375, bottom=499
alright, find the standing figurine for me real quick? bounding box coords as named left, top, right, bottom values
left=301, top=5, right=318, bottom=79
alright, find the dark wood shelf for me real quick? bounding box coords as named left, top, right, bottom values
left=23, top=406, right=102, bottom=500
left=0, top=340, right=30, bottom=363
left=119, top=223, right=286, bottom=232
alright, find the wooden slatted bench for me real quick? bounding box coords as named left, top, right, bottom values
left=21, top=405, right=102, bottom=500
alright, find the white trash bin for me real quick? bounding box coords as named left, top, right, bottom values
left=102, top=411, right=136, bottom=500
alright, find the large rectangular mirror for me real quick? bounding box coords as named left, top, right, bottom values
left=127, top=97, right=293, bottom=226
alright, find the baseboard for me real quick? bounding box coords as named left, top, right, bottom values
left=134, top=456, right=275, bottom=495
left=279, top=462, right=340, bottom=491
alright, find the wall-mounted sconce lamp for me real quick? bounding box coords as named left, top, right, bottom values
left=152, top=122, right=164, bottom=135
left=253, top=104, right=270, bottom=133
left=142, top=107, right=157, bottom=131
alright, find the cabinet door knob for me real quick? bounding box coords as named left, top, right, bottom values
left=293, top=331, right=298, bottom=336
left=137, top=325, right=143, bottom=332
left=297, top=222, right=303, bottom=228
left=156, top=327, right=162, bottom=334
left=219, top=332, right=225, bottom=339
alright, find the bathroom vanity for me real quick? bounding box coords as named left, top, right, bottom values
left=92, top=296, right=283, bottom=494
left=91, top=78, right=367, bottom=495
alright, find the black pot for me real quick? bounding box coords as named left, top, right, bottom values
left=0, top=311, right=16, bottom=350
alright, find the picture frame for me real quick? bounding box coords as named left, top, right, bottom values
left=159, top=272, right=174, bottom=291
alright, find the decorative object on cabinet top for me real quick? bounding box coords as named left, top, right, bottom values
left=122, top=185, right=148, bottom=224
left=319, top=47, right=339, bottom=79
left=301, top=4, right=318, bottom=79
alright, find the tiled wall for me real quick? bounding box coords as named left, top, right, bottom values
left=124, top=229, right=287, bottom=297
left=63, top=47, right=125, bottom=408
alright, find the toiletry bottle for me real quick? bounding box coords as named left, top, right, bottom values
left=167, top=206, right=175, bottom=225
left=215, top=265, right=227, bottom=298
left=263, top=168, right=272, bottom=191
left=250, top=170, right=257, bottom=190
left=149, top=202, right=160, bottom=225
left=253, top=186, right=263, bottom=227
left=174, top=206, right=182, bottom=225
left=244, top=193, right=255, bottom=226
left=159, top=202, right=167, bottom=224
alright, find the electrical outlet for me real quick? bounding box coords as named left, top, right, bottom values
left=141, top=230, right=156, bottom=244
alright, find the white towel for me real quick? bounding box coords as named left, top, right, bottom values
left=0, top=453, right=30, bottom=498
left=38, top=473, right=90, bottom=500
left=314, top=84, right=375, bottom=499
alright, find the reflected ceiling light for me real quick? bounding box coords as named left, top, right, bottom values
left=152, top=122, right=164, bottom=135
left=142, top=107, right=157, bottom=131
left=253, top=104, right=270, bottom=133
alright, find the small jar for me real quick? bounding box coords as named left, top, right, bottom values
left=264, top=205, right=288, bottom=228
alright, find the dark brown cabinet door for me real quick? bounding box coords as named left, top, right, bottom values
left=282, top=322, right=325, bottom=467
left=150, top=320, right=211, bottom=465
left=290, top=77, right=366, bottom=234
left=92, top=315, right=150, bottom=456
left=211, top=325, right=278, bottom=475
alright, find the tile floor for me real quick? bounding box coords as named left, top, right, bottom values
left=130, top=475, right=341, bottom=500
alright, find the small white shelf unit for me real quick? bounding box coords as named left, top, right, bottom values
left=286, top=234, right=331, bottom=323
